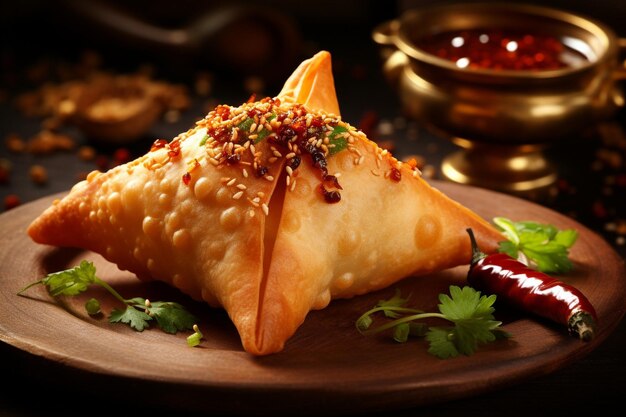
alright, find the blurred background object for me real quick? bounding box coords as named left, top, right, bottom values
left=374, top=1, right=626, bottom=196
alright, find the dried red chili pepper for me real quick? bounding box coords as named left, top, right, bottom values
left=466, top=228, right=597, bottom=341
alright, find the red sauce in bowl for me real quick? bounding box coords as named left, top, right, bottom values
left=415, top=29, right=589, bottom=71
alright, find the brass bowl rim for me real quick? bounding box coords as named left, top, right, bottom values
left=391, top=2, right=618, bottom=80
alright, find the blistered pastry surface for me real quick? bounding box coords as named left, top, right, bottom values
left=27, top=97, right=503, bottom=355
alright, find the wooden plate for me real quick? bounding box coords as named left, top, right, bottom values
left=0, top=181, right=624, bottom=415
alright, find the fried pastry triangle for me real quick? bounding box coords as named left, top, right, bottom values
left=278, top=50, right=340, bottom=116
left=28, top=51, right=503, bottom=355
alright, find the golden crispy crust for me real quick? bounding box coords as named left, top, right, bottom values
left=278, top=51, right=341, bottom=116
left=27, top=51, right=504, bottom=356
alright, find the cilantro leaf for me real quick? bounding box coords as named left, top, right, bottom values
left=147, top=301, right=197, bottom=334
left=20, top=262, right=200, bottom=343
left=426, top=327, right=459, bottom=359
left=356, top=286, right=508, bottom=359
left=493, top=217, right=578, bottom=274
left=109, top=306, right=152, bottom=331
left=41, top=260, right=97, bottom=296
left=426, top=286, right=501, bottom=358
left=437, top=285, right=496, bottom=321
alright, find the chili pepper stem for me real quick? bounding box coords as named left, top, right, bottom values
left=568, top=310, right=596, bottom=342
left=466, top=228, right=487, bottom=265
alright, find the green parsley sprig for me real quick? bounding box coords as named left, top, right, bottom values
left=18, top=260, right=201, bottom=341
left=356, top=286, right=509, bottom=359
left=493, top=217, right=578, bottom=274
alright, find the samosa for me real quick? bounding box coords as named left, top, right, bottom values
left=27, top=51, right=503, bottom=355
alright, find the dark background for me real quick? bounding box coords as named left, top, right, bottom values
left=1, top=1, right=625, bottom=416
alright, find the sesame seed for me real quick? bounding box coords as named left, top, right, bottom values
left=249, top=210, right=255, bottom=218
left=236, top=184, right=247, bottom=190
left=265, top=175, right=274, bottom=181
left=285, top=166, right=293, bottom=175
left=232, top=191, right=244, bottom=199
left=209, top=158, right=220, bottom=166
left=261, top=203, right=269, bottom=216
left=250, top=123, right=257, bottom=133
left=269, top=157, right=278, bottom=163
left=242, top=168, right=249, bottom=178
left=249, top=134, right=258, bottom=140
left=257, top=191, right=265, bottom=197
left=227, top=178, right=237, bottom=186
left=273, top=150, right=282, bottom=158
left=290, top=179, right=297, bottom=192
left=286, top=175, right=291, bottom=186
left=371, top=169, right=380, bottom=176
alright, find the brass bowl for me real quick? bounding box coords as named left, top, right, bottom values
left=373, top=3, right=626, bottom=195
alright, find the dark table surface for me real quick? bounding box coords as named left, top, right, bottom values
left=1, top=1, right=625, bottom=416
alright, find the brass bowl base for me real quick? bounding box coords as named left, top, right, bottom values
left=440, top=141, right=557, bottom=199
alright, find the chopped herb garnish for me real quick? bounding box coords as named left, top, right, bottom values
left=493, top=217, right=578, bottom=274
left=357, top=285, right=509, bottom=359
left=237, top=117, right=254, bottom=133
left=328, top=125, right=349, bottom=155
left=255, top=128, right=271, bottom=142
left=186, top=324, right=204, bottom=347
left=85, top=297, right=101, bottom=315
left=19, top=261, right=200, bottom=343
left=198, top=134, right=209, bottom=147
